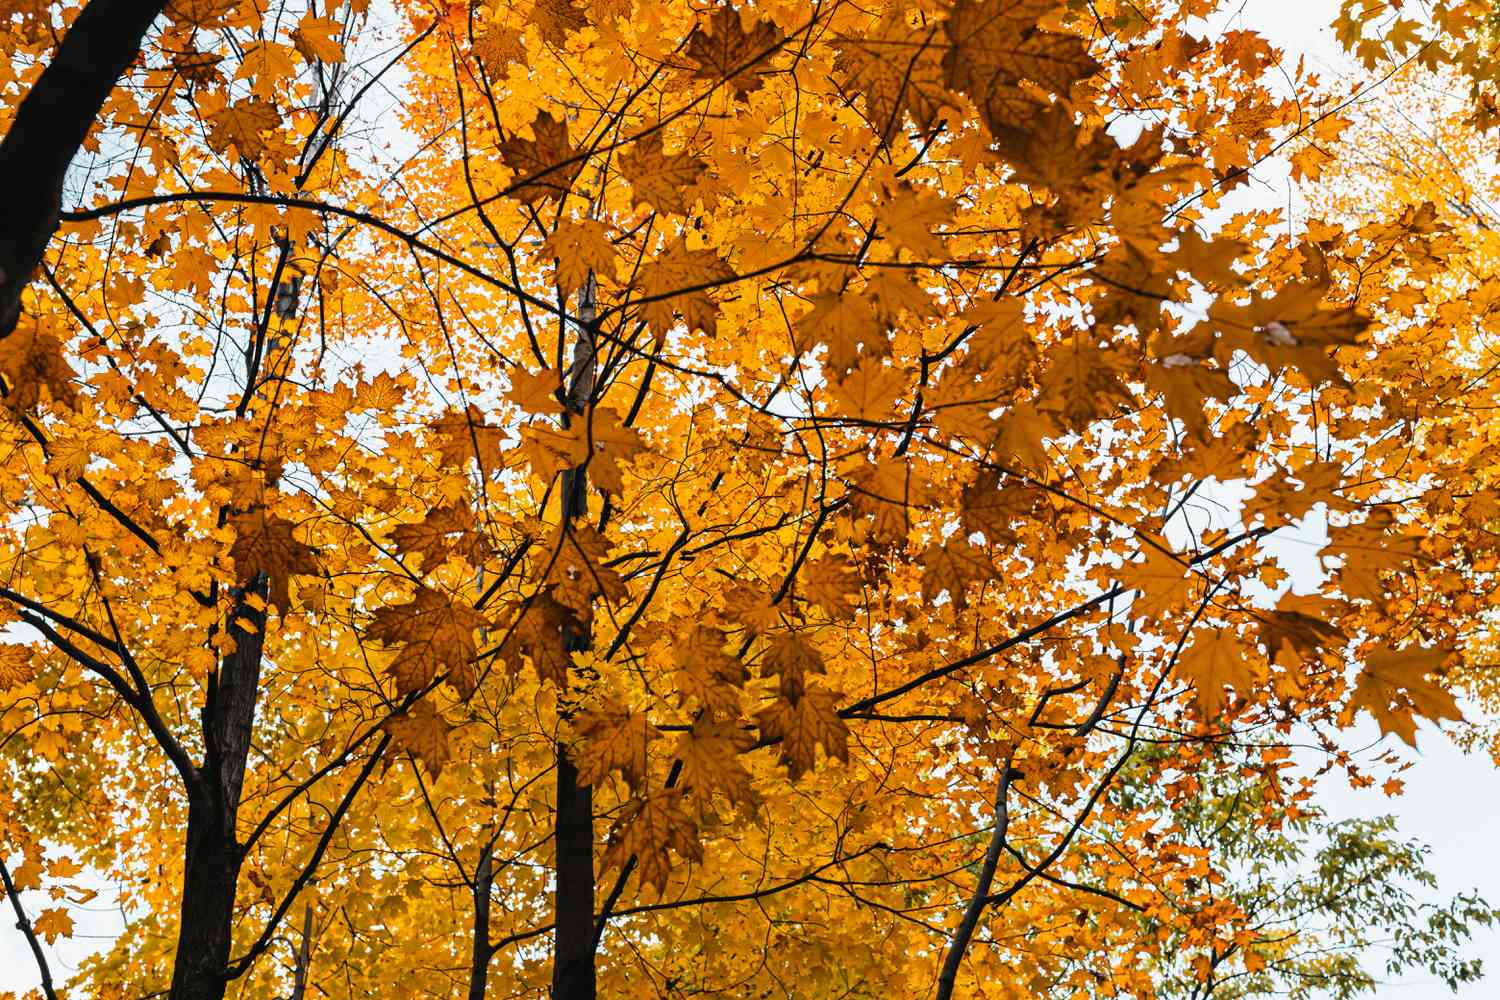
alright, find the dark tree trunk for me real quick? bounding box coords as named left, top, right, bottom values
left=468, top=844, right=493, bottom=1000
left=169, top=591, right=268, bottom=1000
left=551, top=286, right=598, bottom=1000
left=0, top=0, right=169, bottom=337
left=551, top=752, right=595, bottom=1000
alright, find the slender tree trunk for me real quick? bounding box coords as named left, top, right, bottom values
left=0, top=0, right=168, bottom=337
left=467, top=843, right=493, bottom=1000
left=169, top=589, right=268, bottom=1000
left=552, top=283, right=598, bottom=1000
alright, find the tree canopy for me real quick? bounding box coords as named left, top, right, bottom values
left=1, top=1, right=1499, bottom=998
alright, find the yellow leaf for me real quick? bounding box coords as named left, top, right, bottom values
left=32, top=907, right=73, bottom=944
left=382, top=700, right=454, bottom=777
left=754, top=685, right=849, bottom=780
left=543, top=219, right=616, bottom=296
left=291, top=15, right=346, bottom=63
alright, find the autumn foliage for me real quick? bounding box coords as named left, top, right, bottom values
left=0, top=1, right=1498, bottom=998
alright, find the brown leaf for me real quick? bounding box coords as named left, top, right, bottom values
left=229, top=510, right=319, bottom=611
left=498, top=111, right=583, bottom=205
left=684, top=8, right=783, bottom=100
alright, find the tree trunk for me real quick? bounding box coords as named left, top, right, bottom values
left=0, top=0, right=168, bottom=337
left=467, top=844, right=493, bottom=1000
left=169, top=589, right=268, bottom=1000
left=551, top=283, right=597, bottom=1000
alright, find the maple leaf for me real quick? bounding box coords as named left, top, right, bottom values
left=800, top=291, right=881, bottom=373
left=675, top=717, right=757, bottom=807
left=1255, top=595, right=1347, bottom=666
left=430, top=405, right=508, bottom=473
left=228, top=510, right=319, bottom=611
left=0, top=317, right=77, bottom=412
left=31, top=907, right=73, bottom=944
left=1349, top=645, right=1462, bottom=747
left=800, top=556, right=861, bottom=620
left=533, top=0, right=590, bottom=46
left=497, top=593, right=580, bottom=687
left=635, top=237, right=734, bottom=340
left=755, top=685, right=849, bottom=780
left=236, top=42, right=298, bottom=94
left=505, top=366, right=565, bottom=416
left=920, top=538, right=994, bottom=610
left=368, top=587, right=489, bottom=697
left=1122, top=543, right=1194, bottom=623
left=672, top=624, right=748, bottom=718
left=684, top=8, right=783, bottom=100
left=291, top=15, right=345, bottom=63
left=391, top=503, right=488, bottom=572
left=576, top=406, right=648, bottom=494
left=1037, top=337, right=1135, bottom=430
left=848, top=456, right=928, bottom=543
left=542, top=218, right=615, bottom=296
left=761, top=630, right=826, bottom=700
left=473, top=22, right=524, bottom=73
left=602, top=791, right=702, bottom=898
left=1178, top=628, right=1264, bottom=718
left=545, top=522, right=628, bottom=621
left=1325, top=512, right=1428, bottom=602
left=828, top=359, right=905, bottom=422
left=0, top=644, right=35, bottom=688
left=833, top=13, right=951, bottom=141
left=619, top=133, right=709, bottom=215
left=879, top=182, right=953, bottom=259
left=960, top=471, right=1038, bottom=544
left=206, top=98, right=281, bottom=162
left=498, top=111, right=583, bottom=205
left=942, top=0, right=1100, bottom=138
left=382, top=700, right=454, bottom=777
left=570, top=697, right=651, bottom=789
left=1145, top=359, right=1236, bottom=440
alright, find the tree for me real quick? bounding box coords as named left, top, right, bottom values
left=1098, top=748, right=1496, bottom=998
left=0, top=1, right=1496, bottom=998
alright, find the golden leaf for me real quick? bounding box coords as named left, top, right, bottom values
left=1349, top=645, right=1462, bottom=747
left=601, top=789, right=702, bottom=895
left=571, top=697, right=652, bottom=789
left=543, top=218, right=616, bottom=296
left=754, top=685, right=849, bottom=780
left=497, top=111, right=583, bottom=205
left=684, top=8, right=783, bottom=100
left=368, top=587, right=489, bottom=697
left=291, top=15, right=345, bottom=63
left=619, top=133, right=709, bottom=215
left=382, top=700, right=454, bottom=777
left=228, top=510, right=319, bottom=611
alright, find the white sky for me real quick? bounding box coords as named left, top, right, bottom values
left=5, top=2, right=1500, bottom=998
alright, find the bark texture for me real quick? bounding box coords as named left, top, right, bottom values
left=0, top=0, right=168, bottom=336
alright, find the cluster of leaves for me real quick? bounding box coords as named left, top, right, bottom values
left=0, top=0, right=1497, bottom=998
